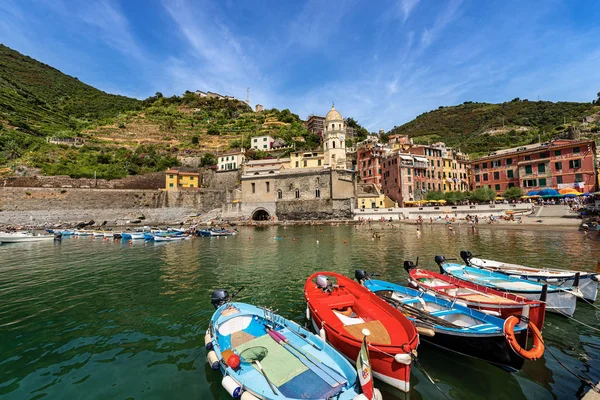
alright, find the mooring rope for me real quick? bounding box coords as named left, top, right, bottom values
left=413, top=356, right=453, bottom=400
left=529, top=325, right=600, bottom=393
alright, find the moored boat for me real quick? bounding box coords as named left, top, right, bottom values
left=210, top=228, right=238, bottom=237
left=206, top=290, right=378, bottom=399
left=436, top=256, right=579, bottom=317
left=74, top=230, right=93, bottom=237
left=404, top=260, right=546, bottom=329
left=357, top=270, right=539, bottom=371
left=0, top=231, right=56, bottom=243
left=304, top=272, right=419, bottom=392
left=461, top=250, right=599, bottom=303
left=153, top=235, right=189, bottom=242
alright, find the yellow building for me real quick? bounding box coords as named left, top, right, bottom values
left=290, top=151, right=325, bottom=169
left=165, top=169, right=200, bottom=190
left=356, top=183, right=398, bottom=209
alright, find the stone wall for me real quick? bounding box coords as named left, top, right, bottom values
left=0, top=173, right=165, bottom=190
left=276, top=199, right=353, bottom=220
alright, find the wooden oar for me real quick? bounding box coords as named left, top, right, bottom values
left=376, top=292, right=459, bottom=329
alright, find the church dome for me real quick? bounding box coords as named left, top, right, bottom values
left=325, top=105, right=343, bottom=123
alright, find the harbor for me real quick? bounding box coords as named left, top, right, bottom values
left=0, top=224, right=598, bottom=399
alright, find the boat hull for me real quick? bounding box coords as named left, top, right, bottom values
left=441, top=263, right=578, bottom=317
left=310, top=315, right=411, bottom=392
left=0, top=235, right=55, bottom=243
left=407, top=269, right=546, bottom=329
left=304, top=272, right=419, bottom=393
left=469, top=257, right=599, bottom=303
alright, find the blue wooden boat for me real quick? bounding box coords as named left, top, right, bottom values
left=196, top=229, right=211, bottom=237
left=436, top=255, right=579, bottom=317
left=357, top=271, right=533, bottom=371
left=206, top=290, right=376, bottom=400
left=460, top=250, right=599, bottom=303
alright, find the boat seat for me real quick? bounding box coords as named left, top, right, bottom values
left=432, top=285, right=458, bottom=290
left=429, top=310, right=461, bottom=317
left=344, top=320, right=391, bottom=344
left=231, top=331, right=255, bottom=348
left=322, top=294, right=356, bottom=309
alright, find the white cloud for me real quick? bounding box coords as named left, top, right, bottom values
left=399, top=0, right=421, bottom=23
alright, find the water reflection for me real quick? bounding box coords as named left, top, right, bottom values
left=0, top=225, right=598, bottom=399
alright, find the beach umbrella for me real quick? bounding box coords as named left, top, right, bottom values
left=437, top=199, right=447, bottom=204
left=563, top=193, right=578, bottom=198
left=495, top=196, right=504, bottom=200
left=582, top=192, right=592, bottom=197
left=520, top=195, right=530, bottom=199
left=559, top=188, right=582, bottom=195
left=538, top=188, right=560, bottom=196
left=527, top=190, right=540, bottom=196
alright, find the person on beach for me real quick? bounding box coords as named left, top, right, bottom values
left=416, top=228, right=421, bottom=237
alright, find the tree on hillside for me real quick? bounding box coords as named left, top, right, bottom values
left=503, top=186, right=523, bottom=200
left=200, top=153, right=216, bottom=167
left=2, top=140, right=21, bottom=160
left=596, top=91, right=600, bottom=104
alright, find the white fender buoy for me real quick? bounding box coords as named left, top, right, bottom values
left=207, top=350, right=219, bottom=370
left=394, top=353, right=412, bottom=365
left=222, top=376, right=242, bottom=399
left=319, top=325, right=327, bottom=342
left=306, top=306, right=310, bottom=320
left=204, top=330, right=213, bottom=349
left=240, top=391, right=260, bottom=400
left=353, top=390, right=383, bottom=400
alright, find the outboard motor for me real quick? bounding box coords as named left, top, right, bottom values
left=403, top=260, right=416, bottom=273
left=434, top=255, right=446, bottom=274
left=460, top=250, right=473, bottom=265
left=211, top=289, right=230, bottom=309
left=316, top=275, right=331, bottom=291
left=355, top=270, right=368, bottom=284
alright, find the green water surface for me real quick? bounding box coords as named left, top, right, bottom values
left=0, top=224, right=598, bottom=399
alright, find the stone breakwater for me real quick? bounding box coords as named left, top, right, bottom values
left=0, top=187, right=228, bottom=225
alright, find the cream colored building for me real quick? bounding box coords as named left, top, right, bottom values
left=290, top=151, right=325, bottom=169
left=217, top=150, right=245, bottom=172
left=251, top=135, right=274, bottom=151
left=356, top=183, right=397, bottom=209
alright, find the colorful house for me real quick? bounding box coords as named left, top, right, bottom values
left=165, top=169, right=200, bottom=190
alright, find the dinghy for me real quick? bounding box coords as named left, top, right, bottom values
left=461, top=250, right=599, bottom=303
left=304, top=272, right=419, bottom=393
left=404, top=260, right=546, bottom=329
left=436, top=256, right=579, bottom=317
left=206, top=289, right=378, bottom=400
left=0, top=231, right=56, bottom=243
left=356, top=270, right=541, bottom=371
left=153, top=235, right=189, bottom=242
left=210, top=228, right=237, bottom=237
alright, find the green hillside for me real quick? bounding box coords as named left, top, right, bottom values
left=0, top=44, right=142, bottom=134
left=390, top=99, right=600, bottom=155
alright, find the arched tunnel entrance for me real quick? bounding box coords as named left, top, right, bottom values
left=251, top=208, right=271, bottom=221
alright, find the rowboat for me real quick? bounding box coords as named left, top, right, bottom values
left=206, top=293, right=377, bottom=399
left=153, top=235, right=189, bottom=242
left=0, top=232, right=56, bottom=243
left=436, top=256, right=579, bottom=317
left=196, top=229, right=211, bottom=237
left=74, top=230, right=92, bottom=237
left=460, top=251, right=599, bottom=303
left=358, top=272, right=537, bottom=371
left=304, top=272, right=419, bottom=392
left=210, top=229, right=238, bottom=237
left=404, top=261, right=546, bottom=329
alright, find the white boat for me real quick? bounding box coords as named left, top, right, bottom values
left=75, top=230, right=93, bottom=237
left=462, top=251, right=599, bottom=303
left=103, top=232, right=115, bottom=239
left=154, top=235, right=189, bottom=242
left=92, top=231, right=105, bottom=239
left=0, top=232, right=56, bottom=243
left=130, top=232, right=145, bottom=240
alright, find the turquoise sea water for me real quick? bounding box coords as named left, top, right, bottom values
left=0, top=224, right=598, bottom=399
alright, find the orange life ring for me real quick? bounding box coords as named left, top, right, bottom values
left=503, top=316, right=545, bottom=360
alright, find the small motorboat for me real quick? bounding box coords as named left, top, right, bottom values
left=404, top=260, right=546, bottom=329
left=304, top=272, right=419, bottom=393
left=0, top=231, right=56, bottom=243
left=74, top=230, right=92, bottom=237
left=103, top=232, right=115, bottom=239
left=196, top=229, right=211, bottom=237
left=60, top=229, right=76, bottom=236
left=210, top=228, right=238, bottom=237
left=356, top=270, right=541, bottom=371
left=153, top=235, right=189, bottom=242
left=461, top=250, right=599, bottom=303
left=206, top=289, right=378, bottom=400
left=437, top=256, right=580, bottom=317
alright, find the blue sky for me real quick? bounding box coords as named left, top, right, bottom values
left=1, top=0, right=600, bottom=131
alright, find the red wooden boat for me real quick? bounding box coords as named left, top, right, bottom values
left=304, top=272, right=419, bottom=392
left=404, top=261, right=546, bottom=329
